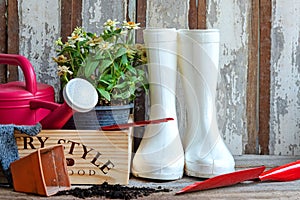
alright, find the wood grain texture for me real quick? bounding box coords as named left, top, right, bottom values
left=206, top=0, right=250, bottom=155
left=61, top=0, right=82, bottom=42
left=245, top=0, right=259, bottom=154
left=188, top=0, right=198, bottom=29
left=82, top=0, right=126, bottom=33
left=269, top=0, right=300, bottom=156
left=0, top=1, right=298, bottom=156
left=7, top=0, right=19, bottom=82
left=258, top=0, right=271, bottom=155
left=134, top=0, right=147, bottom=153
left=136, top=0, right=146, bottom=43
left=14, top=129, right=132, bottom=185
left=0, top=0, right=7, bottom=83
left=146, top=0, right=189, bottom=28
left=197, top=0, right=206, bottom=29
left=18, top=0, right=61, bottom=101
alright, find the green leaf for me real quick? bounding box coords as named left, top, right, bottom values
left=113, top=62, right=120, bottom=71
left=137, top=69, right=145, bottom=76
left=113, top=91, right=131, bottom=99
left=114, top=47, right=127, bottom=59
left=99, top=74, right=112, bottom=85
left=94, top=50, right=104, bottom=60
left=97, top=87, right=111, bottom=101
left=87, top=32, right=95, bottom=37
left=99, top=59, right=113, bottom=73
left=120, top=71, right=125, bottom=79
left=107, top=83, right=115, bottom=91
left=114, top=81, right=129, bottom=89
left=121, top=54, right=128, bottom=65
left=129, top=85, right=136, bottom=95
left=84, top=56, right=99, bottom=77
left=129, top=76, right=138, bottom=82
left=126, top=64, right=137, bottom=75
left=115, top=28, right=122, bottom=34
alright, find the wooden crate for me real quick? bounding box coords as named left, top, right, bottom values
left=8, top=129, right=132, bottom=185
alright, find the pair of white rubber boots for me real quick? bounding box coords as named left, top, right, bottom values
left=132, top=28, right=235, bottom=180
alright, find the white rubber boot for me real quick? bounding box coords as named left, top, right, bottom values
left=132, top=28, right=184, bottom=180
left=177, top=29, right=235, bottom=178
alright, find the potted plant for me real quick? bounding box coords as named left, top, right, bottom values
left=53, top=19, right=148, bottom=129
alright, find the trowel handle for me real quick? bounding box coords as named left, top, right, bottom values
left=259, top=160, right=300, bottom=182
left=0, top=54, right=37, bottom=94
left=101, top=118, right=174, bottom=130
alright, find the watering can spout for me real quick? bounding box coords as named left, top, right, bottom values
left=30, top=100, right=74, bottom=129
left=30, top=78, right=98, bottom=129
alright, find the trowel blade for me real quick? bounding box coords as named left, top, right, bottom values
left=176, top=166, right=266, bottom=194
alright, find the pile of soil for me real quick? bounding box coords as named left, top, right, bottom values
left=56, top=182, right=171, bottom=199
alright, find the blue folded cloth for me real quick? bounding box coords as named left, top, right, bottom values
left=0, top=123, right=41, bottom=185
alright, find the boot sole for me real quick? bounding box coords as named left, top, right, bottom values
left=132, top=169, right=183, bottom=180
left=185, top=161, right=235, bottom=178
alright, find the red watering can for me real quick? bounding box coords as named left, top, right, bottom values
left=0, top=54, right=98, bottom=129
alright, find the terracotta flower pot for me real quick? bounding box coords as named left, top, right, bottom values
left=10, top=144, right=70, bottom=196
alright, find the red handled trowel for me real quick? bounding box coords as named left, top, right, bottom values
left=177, top=160, right=300, bottom=194
left=100, top=117, right=174, bottom=131
left=176, top=166, right=265, bottom=194
left=259, top=160, right=300, bottom=182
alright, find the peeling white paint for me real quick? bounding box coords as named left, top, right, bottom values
left=270, top=0, right=300, bottom=155
left=128, top=0, right=137, bottom=22
left=144, top=0, right=189, bottom=145
left=14, top=0, right=300, bottom=156
left=82, top=0, right=127, bottom=33
left=146, top=0, right=189, bottom=29
left=18, top=0, right=61, bottom=100
left=207, top=0, right=250, bottom=155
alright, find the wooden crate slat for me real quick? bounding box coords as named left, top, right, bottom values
left=13, top=129, right=132, bottom=185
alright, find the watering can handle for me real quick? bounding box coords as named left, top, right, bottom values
left=0, top=53, right=37, bottom=94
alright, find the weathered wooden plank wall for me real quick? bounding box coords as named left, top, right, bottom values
left=18, top=0, right=61, bottom=98
left=246, top=0, right=259, bottom=154
left=270, top=0, right=300, bottom=156
left=82, top=0, right=129, bottom=33
left=258, top=0, right=272, bottom=155
left=146, top=0, right=189, bottom=28
left=144, top=1, right=249, bottom=155
left=6, top=0, right=19, bottom=82
left=0, top=0, right=299, bottom=156
left=0, top=0, right=7, bottom=83
left=61, top=0, right=82, bottom=43
left=206, top=0, right=250, bottom=155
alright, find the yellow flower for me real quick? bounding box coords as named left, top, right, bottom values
left=73, top=27, right=83, bottom=35
left=55, top=37, right=63, bottom=46
left=126, top=48, right=136, bottom=59
left=87, top=36, right=103, bottom=46
left=57, top=65, right=73, bottom=76
left=122, top=21, right=140, bottom=30
left=135, top=44, right=147, bottom=64
left=68, top=33, right=85, bottom=42
left=53, top=55, right=68, bottom=64
left=104, top=19, right=120, bottom=30
left=99, top=41, right=113, bottom=50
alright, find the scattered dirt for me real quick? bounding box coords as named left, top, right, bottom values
left=56, top=182, right=171, bottom=199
